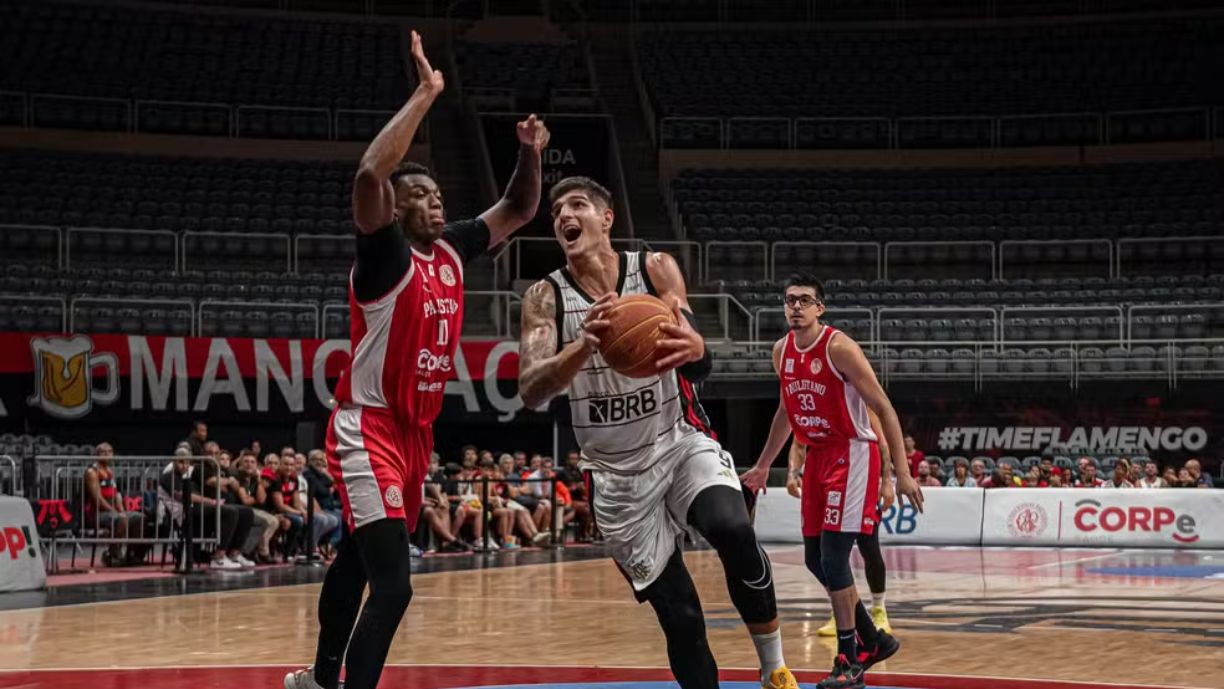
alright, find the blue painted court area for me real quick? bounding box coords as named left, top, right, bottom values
left=459, top=682, right=908, bottom=689
left=1088, top=564, right=1224, bottom=579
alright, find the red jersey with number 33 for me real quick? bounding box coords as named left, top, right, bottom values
left=333, top=239, right=466, bottom=427
left=778, top=326, right=877, bottom=448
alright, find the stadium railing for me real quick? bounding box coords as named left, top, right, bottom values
left=32, top=455, right=222, bottom=573
left=183, top=231, right=293, bottom=273
left=0, top=224, right=63, bottom=267
left=0, top=295, right=67, bottom=333
left=0, top=455, right=17, bottom=496
left=70, top=296, right=195, bottom=335
left=66, top=227, right=179, bottom=271
left=999, top=239, right=1114, bottom=280
left=1117, top=236, right=1224, bottom=277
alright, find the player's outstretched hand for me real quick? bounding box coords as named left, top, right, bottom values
left=880, top=477, right=896, bottom=513
left=740, top=465, right=769, bottom=495
left=580, top=293, right=616, bottom=352
left=410, top=31, right=444, bottom=96
left=656, top=300, right=704, bottom=370
left=517, top=114, right=551, bottom=153
left=895, top=472, right=924, bottom=513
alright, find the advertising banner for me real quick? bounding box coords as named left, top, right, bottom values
left=0, top=333, right=529, bottom=424
left=0, top=497, right=46, bottom=592
left=753, top=487, right=983, bottom=546
left=981, top=488, right=1224, bottom=548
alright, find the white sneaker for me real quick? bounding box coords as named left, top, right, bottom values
left=284, top=667, right=324, bottom=689
left=233, top=554, right=256, bottom=568
left=532, top=531, right=552, bottom=546
left=210, top=557, right=241, bottom=570
left=485, top=540, right=500, bottom=551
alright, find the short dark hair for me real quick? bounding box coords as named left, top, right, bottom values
left=549, top=176, right=612, bottom=209
left=462, top=444, right=477, bottom=454
left=389, top=161, right=434, bottom=187
left=192, top=420, right=206, bottom=430
left=783, top=273, right=825, bottom=301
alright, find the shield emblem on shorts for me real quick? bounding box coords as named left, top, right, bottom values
left=385, top=486, right=403, bottom=508
left=810, top=358, right=823, bottom=375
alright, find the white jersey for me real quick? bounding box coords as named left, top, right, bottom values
left=545, top=252, right=714, bottom=474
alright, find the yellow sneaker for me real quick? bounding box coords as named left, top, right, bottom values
left=762, top=665, right=799, bottom=689
left=871, top=605, right=892, bottom=634
left=817, top=613, right=838, bottom=637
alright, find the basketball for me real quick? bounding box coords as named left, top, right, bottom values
left=596, top=294, right=677, bottom=378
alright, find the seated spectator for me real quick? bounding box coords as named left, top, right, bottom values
left=231, top=450, right=281, bottom=564
left=1038, top=455, right=1055, bottom=483
left=916, top=461, right=941, bottom=487
left=1075, top=463, right=1104, bottom=487
left=461, top=445, right=478, bottom=472
left=183, top=420, right=208, bottom=456
left=904, top=435, right=925, bottom=479
left=558, top=451, right=593, bottom=541
left=1076, top=456, right=1092, bottom=477
left=513, top=451, right=529, bottom=475
left=420, top=454, right=468, bottom=552
left=1162, top=466, right=1180, bottom=487
left=980, top=469, right=1007, bottom=489
left=261, top=453, right=281, bottom=481
left=444, top=463, right=489, bottom=551
left=525, top=457, right=555, bottom=532
left=945, top=458, right=976, bottom=487
left=159, top=447, right=254, bottom=569
left=969, top=458, right=987, bottom=485
left=1127, top=459, right=1143, bottom=485
left=1023, top=466, right=1048, bottom=488
left=1184, top=459, right=1215, bottom=488
left=1102, top=459, right=1134, bottom=488
left=1137, top=460, right=1168, bottom=488
left=266, top=456, right=307, bottom=559
left=1176, top=467, right=1196, bottom=488
left=497, top=454, right=551, bottom=546
left=83, top=442, right=146, bottom=566
left=1048, top=468, right=1065, bottom=487
left=304, top=450, right=343, bottom=559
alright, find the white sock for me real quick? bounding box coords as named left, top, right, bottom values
left=751, top=629, right=785, bottom=682
left=871, top=591, right=886, bottom=609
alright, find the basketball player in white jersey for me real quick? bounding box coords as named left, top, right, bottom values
left=518, top=177, right=799, bottom=689
left=741, top=273, right=923, bottom=689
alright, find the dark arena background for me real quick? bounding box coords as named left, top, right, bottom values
left=1, top=1, right=1223, bottom=689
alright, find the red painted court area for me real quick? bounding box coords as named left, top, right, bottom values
left=0, top=665, right=1204, bottom=689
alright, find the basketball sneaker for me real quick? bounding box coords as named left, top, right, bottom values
left=815, top=654, right=864, bottom=689
left=284, top=667, right=323, bottom=689
left=816, top=614, right=837, bottom=637
left=870, top=605, right=892, bottom=634
left=856, top=630, right=900, bottom=671
left=762, top=665, right=799, bottom=689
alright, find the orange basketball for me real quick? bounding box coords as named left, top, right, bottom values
left=596, top=294, right=677, bottom=378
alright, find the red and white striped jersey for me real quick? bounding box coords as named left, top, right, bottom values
left=332, top=236, right=467, bottom=428
left=778, top=326, right=878, bottom=448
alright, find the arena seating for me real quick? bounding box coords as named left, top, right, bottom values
left=0, top=1, right=410, bottom=138
left=640, top=19, right=1224, bottom=119
left=456, top=42, right=590, bottom=94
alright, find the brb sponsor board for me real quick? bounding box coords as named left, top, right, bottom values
left=981, top=488, right=1224, bottom=548
left=752, top=487, right=983, bottom=545
left=0, top=333, right=529, bottom=424
left=0, top=497, right=46, bottom=592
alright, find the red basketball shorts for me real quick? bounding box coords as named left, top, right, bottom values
left=801, top=438, right=880, bottom=536
left=326, top=404, right=430, bottom=532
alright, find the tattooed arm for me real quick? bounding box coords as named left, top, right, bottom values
left=517, top=280, right=612, bottom=409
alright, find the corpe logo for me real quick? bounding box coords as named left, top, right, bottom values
left=384, top=486, right=403, bottom=509
left=439, top=265, right=456, bottom=287
left=27, top=336, right=119, bottom=419
left=1007, top=503, right=1048, bottom=539
left=809, top=358, right=823, bottom=375
left=1073, top=499, right=1199, bottom=544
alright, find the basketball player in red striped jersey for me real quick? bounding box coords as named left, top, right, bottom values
left=741, top=273, right=924, bottom=689
left=285, top=32, right=549, bottom=689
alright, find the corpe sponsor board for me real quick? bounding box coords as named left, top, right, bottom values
left=981, top=488, right=1224, bottom=548
left=752, top=487, right=983, bottom=546
left=0, top=333, right=529, bottom=423
left=0, top=497, right=46, bottom=592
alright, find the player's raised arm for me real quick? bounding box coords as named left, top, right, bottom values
left=352, top=30, right=443, bottom=234
left=479, top=115, right=550, bottom=247
left=740, top=339, right=791, bottom=494
left=517, top=281, right=613, bottom=409
left=828, top=334, right=923, bottom=513
left=645, top=252, right=712, bottom=378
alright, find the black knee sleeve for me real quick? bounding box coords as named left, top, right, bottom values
left=856, top=530, right=886, bottom=594
left=819, top=530, right=858, bottom=592
left=688, top=486, right=778, bottom=624
left=803, top=535, right=828, bottom=588
left=642, top=550, right=719, bottom=689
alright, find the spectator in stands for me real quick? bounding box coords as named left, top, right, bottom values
left=497, top=454, right=551, bottom=546
left=1076, top=463, right=1104, bottom=487
left=461, top=445, right=478, bottom=471
left=160, top=447, right=254, bottom=569
left=1127, top=460, right=1144, bottom=485
left=1137, top=460, right=1168, bottom=488
left=249, top=440, right=263, bottom=462
left=525, top=457, right=555, bottom=532
left=444, top=463, right=488, bottom=550
left=83, top=442, right=146, bottom=566
left=513, top=451, right=528, bottom=475
left=558, top=451, right=593, bottom=541
left=904, top=435, right=924, bottom=479
left=999, top=462, right=1020, bottom=487
left=261, top=453, right=281, bottom=481
left=1162, top=466, right=1180, bottom=487
left=1176, top=468, right=1195, bottom=487
left=199, top=447, right=261, bottom=564
left=183, top=420, right=208, bottom=456
left=267, top=456, right=306, bottom=559
left=1039, top=455, right=1055, bottom=483
left=305, top=450, right=343, bottom=559
left=479, top=449, right=496, bottom=467
left=1048, top=468, right=1066, bottom=487
left=1184, top=459, right=1215, bottom=488
left=969, top=458, right=987, bottom=485
left=916, top=460, right=941, bottom=487
left=980, top=469, right=1007, bottom=489
left=1023, top=466, right=1048, bottom=488
left=1076, top=456, right=1093, bottom=477
left=945, top=458, right=976, bottom=487
left=232, top=451, right=281, bottom=564
left=1102, top=459, right=1134, bottom=488
left=420, top=456, right=468, bottom=552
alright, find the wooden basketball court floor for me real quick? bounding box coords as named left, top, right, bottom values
left=0, top=544, right=1221, bottom=689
